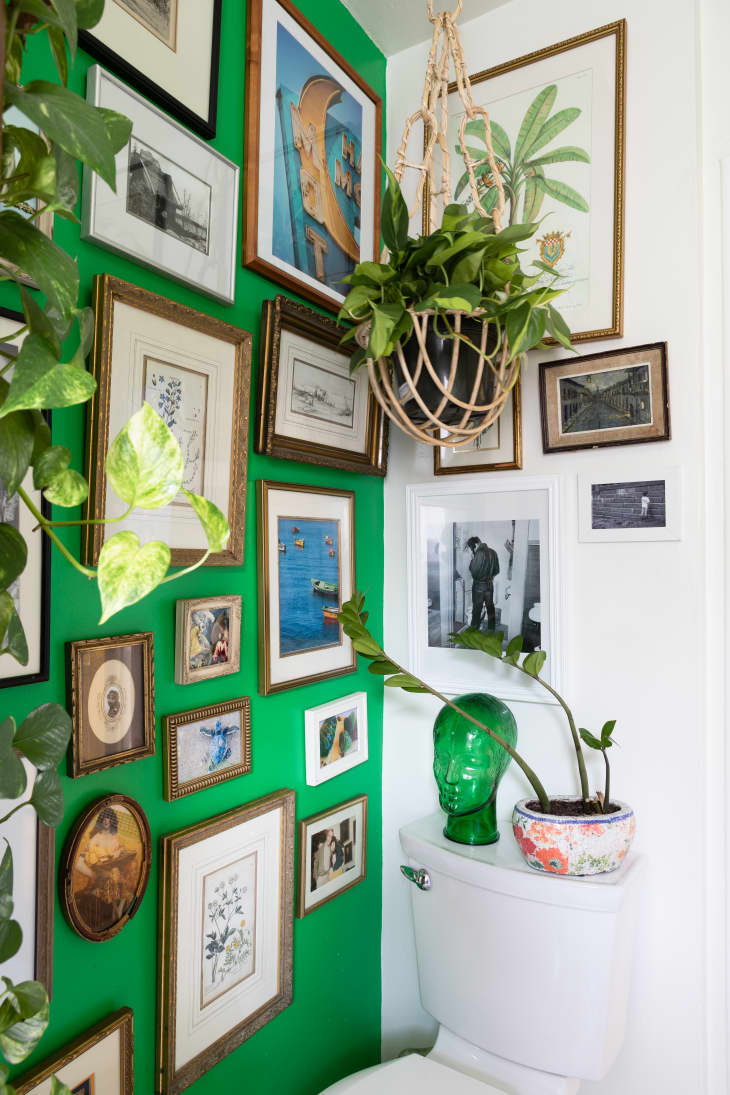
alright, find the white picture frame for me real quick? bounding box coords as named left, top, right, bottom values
left=82, top=66, right=239, bottom=304
left=304, top=691, right=369, bottom=786
left=578, top=468, right=683, bottom=543
left=407, top=476, right=562, bottom=704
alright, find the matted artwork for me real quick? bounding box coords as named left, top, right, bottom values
left=164, top=697, right=252, bottom=801
left=175, top=595, right=242, bottom=685
left=157, top=789, right=294, bottom=1094
left=304, top=691, right=368, bottom=786
left=13, top=1008, right=133, bottom=1095
left=434, top=379, right=522, bottom=475
left=244, top=0, right=382, bottom=313
left=578, top=468, right=682, bottom=543
left=297, top=794, right=367, bottom=917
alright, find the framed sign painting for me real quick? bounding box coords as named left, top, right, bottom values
left=257, top=481, right=355, bottom=695
left=434, top=378, right=522, bottom=475
left=304, top=691, right=368, bottom=786
left=297, top=794, right=367, bottom=917
left=14, top=1008, right=133, bottom=1095
left=163, top=697, right=252, bottom=801
left=244, top=0, right=382, bottom=313
left=79, top=0, right=222, bottom=138
left=83, top=67, right=239, bottom=303
left=157, top=789, right=294, bottom=1094
left=83, top=275, right=251, bottom=567
left=175, top=595, right=242, bottom=685
left=438, top=20, right=625, bottom=342
left=257, top=296, right=387, bottom=475
left=578, top=468, right=682, bottom=543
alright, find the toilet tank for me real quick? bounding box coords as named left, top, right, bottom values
left=400, top=813, right=643, bottom=1082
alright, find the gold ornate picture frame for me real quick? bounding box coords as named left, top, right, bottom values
left=297, top=793, right=367, bottom=918
left=174, top=595, right=242, bottom=685
left=14, top=1008, right=133, bottom=1094
left=163, top=696, right=252, bottom=801
left=433, top=377, right=522, bottom=475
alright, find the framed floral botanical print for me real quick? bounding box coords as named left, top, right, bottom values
left=14, top=1008, right=133, bottom=1095
left=297, top=794, right=367, bottom=917
left=175, top=595, right=242, bottom=685
left=163, top=697, right=252, bottom=801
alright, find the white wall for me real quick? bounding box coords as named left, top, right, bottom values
left=381, top=2, right=717, bottom=1092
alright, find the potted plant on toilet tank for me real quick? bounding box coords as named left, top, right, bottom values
left=339, top=593, right=635, bottom=877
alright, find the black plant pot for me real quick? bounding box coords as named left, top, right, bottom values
left=391, top=316, right=500, bottom=427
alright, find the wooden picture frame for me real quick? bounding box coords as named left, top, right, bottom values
left=174, top=595, right=242, bottom=685
left=256, top=296, right=388, bottom=476
left=243, top=0, right=382, bottom=314
left=34, top=820, right=54, bottom=996
left=157, top=789, right=295, bottom=1094
left=163, top=697, right=252, bottom=801
left=60, top=795, right=152, bottom=944
left=433, top=378, right=522, bottom=475
left=14, top=1008, right=133, bottom=1095
left=67, top=632, right=155, bottom=778
left=297, top=793, right=367, bottom=917
left=82, top=275, right=251, bottom=567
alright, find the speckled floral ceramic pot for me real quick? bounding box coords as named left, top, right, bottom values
left=512, top=797, right=636, bottom=877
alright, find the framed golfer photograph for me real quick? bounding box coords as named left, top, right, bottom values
left=163, top=697, right=252, bottom=801
left=304, top=691, right=368, bottom=786
left=297, top=794, right=367, bottom=917
left=175, top=595, right=242, bottom=685
left=13, top=1008, right=133, bottom=1095
left=578, top=468, right=682, bottom=543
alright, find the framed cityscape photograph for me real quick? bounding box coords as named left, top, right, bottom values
left=13, top=1008, right=133, bottom=1095
left=175, top=595, right=242, bottom=685
left=257, top=481, right=355, bottom=696
left=79, top=0, right=222, bottom=138
left=83, top=275, right=251, bottom=567
left=297, top=794, right=367, bottom=918
left=164, top=697, right=252, bottom=801
left=578, top=468, right=682, bottom=543
left=304, top=691, right=368, bottom=786
left=157, top=789, right=294, bottom=1094
left=67, top=632, right=155, bottom=778
left=243, top=0, right=382, bottom=313
left=83, top=66, right=239, bottom=303
left=257, top=296, right=388, bottom=475
left=434, top=379, right=522, bottom=475
left=540, top=342, right=670, bottom=453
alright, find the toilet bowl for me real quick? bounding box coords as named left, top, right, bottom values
left=321, top=812, right=642, bottom=1095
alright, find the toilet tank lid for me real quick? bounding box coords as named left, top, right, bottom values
left=399, top=813, right=643, bottom=912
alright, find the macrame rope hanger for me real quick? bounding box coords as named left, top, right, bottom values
left=365, top=0, right=522, bottom=449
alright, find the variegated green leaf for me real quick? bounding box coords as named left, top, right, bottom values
left=106, top=402, right=183, bottom=509
left=43, top=468, right=88, bottom=507
left=0, top=989, right=48, bottom=1063
left=97, top=530, right=170, bottom=624
left=181, top=490, right=230, bottom=554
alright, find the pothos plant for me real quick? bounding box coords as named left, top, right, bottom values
left=0, top=2, right=231, bottom=1090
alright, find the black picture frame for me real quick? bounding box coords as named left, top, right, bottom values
left=79, top=0, right=223, bottom=140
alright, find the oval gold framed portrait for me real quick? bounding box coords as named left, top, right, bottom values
left=60, top=794, right=151, bottom=943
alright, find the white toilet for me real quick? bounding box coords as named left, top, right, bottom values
left=321, top=811, right=642, bottom=1095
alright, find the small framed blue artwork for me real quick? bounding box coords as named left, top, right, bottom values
left=163, top=697, right=252, bottom=801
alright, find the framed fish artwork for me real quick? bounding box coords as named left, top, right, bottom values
left=163, top=697, right=252, bottom=801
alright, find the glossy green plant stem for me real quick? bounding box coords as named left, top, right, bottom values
left=516, top=668, right=590, bottom=802
left=18, top=486, right=96, bottom=579
left=37, top=502, right=134, bottom=529
left=602, top=749, right=610, bottom=813
left=159, top=550, right=211, bottom=583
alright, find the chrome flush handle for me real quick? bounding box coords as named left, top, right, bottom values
left=400, top=865, right=431, bottom=890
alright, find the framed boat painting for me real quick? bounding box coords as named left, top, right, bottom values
left=437, top=20, right=625, bottom=341
left=257, top=481, right=355, bottom=695
left=13, top=1008, right=133, bottom=1095
left=244, top=0, right=382, bottom=313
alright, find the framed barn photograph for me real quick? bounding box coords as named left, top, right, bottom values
left=304, top=691, right=368, bottom=786
left=163, top=697, right=252, bottom=801
left=13, top=1008, right=133, bottom=1095
left=297, top=794, right=367, bottom=917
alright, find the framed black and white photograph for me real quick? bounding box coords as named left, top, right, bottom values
left=578, top=469, right=682, bottom=543
left=407, top=478, right=562, bottom=703
left=433, top=380, right=522, bottom=475
left=82, top=66, right=239, bottom=303
left=304, top=691, right=368, bottom=786
left=79, top=0, right=221, bottom=138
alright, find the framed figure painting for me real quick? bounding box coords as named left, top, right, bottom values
left=175, top=595, right=242, bottom=685
left=163, top=697, right=252, bottom=801
left=244, top=0, right=382, bottom=313
left=13, top=1008, right=133, bottom=1095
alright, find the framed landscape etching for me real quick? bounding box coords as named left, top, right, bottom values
left=257, top=481, right=356, bottom=695
left=79, top=0, right=222, bottom=138
left=157, top=789, right=294, bottom=1094
left=164, top=697, right=252, bottom=801
left=244, top=0, right=382, bottom=313
left=434, top=379, right=522, bottom=475
left=304, top=691, right=368, bottom=786
left=297, top=794, right=367, bottom=917
left=14, top=1008, right=133, bottom=1095
left=175, top=595, right=242, bottom=685
left=83, top=275, right=251, bottom=567
left=578, top=468, right=682, bottom=543
left=257, top=296, right=387, bottom=475
left=83, top=67, right=239, bottom=303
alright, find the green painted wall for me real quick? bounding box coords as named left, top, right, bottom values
left=3, top=3, right=385, bottom=1092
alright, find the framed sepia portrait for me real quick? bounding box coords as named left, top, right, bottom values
left=257, top=481, right=355, bottom=696
left=297, top=794, right=367, bottom=918
left=67, top=632, right=155, bottom=778
left=60, top=795, right=151, bottom=943
left=256, top=296, right=387, bottom=475
left=79, top=0, right=222, bottom=138
left=434, top=379, right=522, bottom=476
left=157, top=789, right=294, bottom=1094
left=539, top=342, right=670, bottom=453
left=83, top=275, right=251, bottom=568
left=304, top=691, right=368, bottom=787
left=175, top=595, right=242, bottom=685
left=164, top=697, right=252, bottom=801
left=13, top=1008, right=133, bottom=1095
left=83, top=67, right=239, bottom=303
left=578, top=467, right=682, bottom=543
left=243, top=0, right=382, bottom=314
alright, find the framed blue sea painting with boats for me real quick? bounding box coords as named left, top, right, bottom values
left=163, top=697, right=252, bottom=800
left=257, top=481, right=356, bottom=695
left=244, top=0, right=382, bottom=314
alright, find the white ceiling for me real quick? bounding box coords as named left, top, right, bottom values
left=340, top=0, right=509, bottom=56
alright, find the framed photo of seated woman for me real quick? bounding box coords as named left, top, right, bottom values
left=297, top=794, right=367, bottom=917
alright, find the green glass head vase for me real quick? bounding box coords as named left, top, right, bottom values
left=433, top=692, right=518, bottom=845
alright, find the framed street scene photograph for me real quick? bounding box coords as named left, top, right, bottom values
left=157, top=789, right=294, bottom=1094
left=66, top=632, right=155, bottom=779
left=407, top=477, right=562, bottom=703
left=437, top=21, right=625, bottom=341
left=297, top=794, right=367, bottom=918
left=433, top=380, right=522, bottom=476
left=256, top=296, right=387, bottom=475
left=304, top=691, right=368, bottom=787
left=257, top=481, right=355, bottom=696
left=164, top=697, right=252, bottom=801
left=175, top=595, right=242, bottom=685
left=79, top=0, right=221, bottom=138
left=83, top=67, right=239, bottom=303
left=243, top=0, right=382, bottom=313
left=14, top=1008, right=133, bottom=1095
left=60, top=795, right=151, bottom=943
left=578, top=468, right=682, bottom=543
left=83, top=275, right=251, bottom=568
